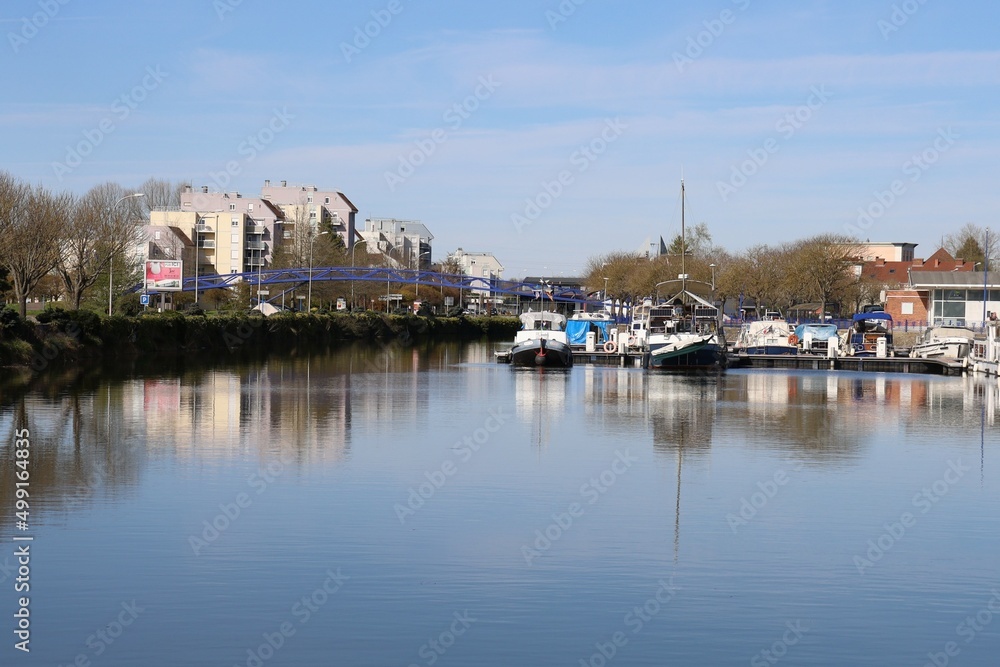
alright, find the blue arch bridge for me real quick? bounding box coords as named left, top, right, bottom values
left=137, top=266, right=599, bottom=311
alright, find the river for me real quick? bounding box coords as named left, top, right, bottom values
left=1, top=342, right=998, bottom=665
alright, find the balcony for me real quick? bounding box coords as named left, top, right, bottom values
left=198, top=240, right=216, bottom=249
left=245, top=225, right=264, bottom=235
left=245, top=257, right=265, bottom=267
left=246, top=241, right=266, bottom=250
left=196, top=223, right=214, bottom=233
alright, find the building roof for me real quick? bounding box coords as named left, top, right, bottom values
left=860, top=248, right=973, bottom=284
left=908, top=271, right=1000, bottom=288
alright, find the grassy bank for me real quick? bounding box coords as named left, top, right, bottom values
left=0, top=308, right=520, bottom=370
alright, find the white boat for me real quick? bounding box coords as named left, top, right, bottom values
left=508, top=311, right=573, bottom=368
left=733, top=317, right=796, bottom=355
left=909, top=325, right=976, bottom=360
left=970, top=321, right=1000, bottom=376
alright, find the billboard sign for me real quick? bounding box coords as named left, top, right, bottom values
left=145, top=260, right=183, bottom=291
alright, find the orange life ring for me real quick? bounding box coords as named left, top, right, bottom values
left=788, top=334, right=799, bottom=346
left=603, top=340, right=617, bottom=353
left=627, top=336, right=638, bottom=347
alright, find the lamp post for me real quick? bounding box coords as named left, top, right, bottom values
left=413, top=250, right=431, bottom=301
left=307, top=230, right=329, bottom=311
left=350, top=238, right=369, bottom=311
left=109, top=192, right=145, bottom=316
left=602, top=277, right=609, bottom=301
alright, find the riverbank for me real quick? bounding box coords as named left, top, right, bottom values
left=0, top=308, right=520, bottom=370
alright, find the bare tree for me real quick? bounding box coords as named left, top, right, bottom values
left=138, top=177, right=186, bottom=215
left=56, top=183, right=146, bottom=310
left=943, top=223, right=998, bottom=268
left=0, top=173, right=69, bottom=317
left=788, top=235, right=860, bottom=319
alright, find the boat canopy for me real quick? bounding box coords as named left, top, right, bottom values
left=852, top=312, right=893, bottom=323
left=565, top=319, right=611, bottom=345
left=793, top=323, right=839, bottom=339
left=520, top=311, right=566, bottom=331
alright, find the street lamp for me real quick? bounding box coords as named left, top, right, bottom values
left=307, top=230, right=329, bottom=311
left=109, top=192, right=145, bottom=315
left=413, top=250, right=431, bottom=300
left=351, top=237, right=369, bottom=311
left=602, top=276, right=609, bottom=301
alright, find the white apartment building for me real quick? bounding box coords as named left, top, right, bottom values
left=448, top=248, right=504, bottom=293
left=359, top=218, right=434, bottom=268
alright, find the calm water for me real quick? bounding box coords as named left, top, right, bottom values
left=2, top=342, right=999, bottom=666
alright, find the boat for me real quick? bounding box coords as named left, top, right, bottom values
left=970, top=320, right=1000, bottom=376
left=844, top=312, right=894, bottom=357
left=733, top=315, right=796, bottom=355
left=790, top=323, right=840, bottom=355
left=508, top=311, right=574, bottom=368
left=566, top=311, right=614, bottom=349
left=638, top=180, right=726, bottom=370
left=909, top=325, right=976, bottom=360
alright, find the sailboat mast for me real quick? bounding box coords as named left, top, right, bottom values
left=680, top=179, right=686, bottom=291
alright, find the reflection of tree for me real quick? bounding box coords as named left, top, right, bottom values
left=0, top=387, right=144, bottom=531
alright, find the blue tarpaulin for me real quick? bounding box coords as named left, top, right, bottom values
left=566, top=320, right=611, bottom=345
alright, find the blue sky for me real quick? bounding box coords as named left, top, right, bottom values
left=4, top=0, right=999, bottom=277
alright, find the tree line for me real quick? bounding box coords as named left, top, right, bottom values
left=584, top=224, right=996, bottom=319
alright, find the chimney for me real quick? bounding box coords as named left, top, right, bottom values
left=281, top=180, right=287, bottom=187
left=876, top=258, right=885, bottom=267
left=202, top=186, right=208, bottom=194
left=264, top=179, right=270, bottom=187
left=913, top=258, right=924, bottom=267
left=184, top=185, right=192, bottom=193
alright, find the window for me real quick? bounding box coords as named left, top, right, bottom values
left=231, top=250, right=239, bottom=260
left=231, top=268, right=238, bottom=274
left=154, top=231, right=161, bottom=240
left=901, top=303, right=914, bottom=315
left=324, top=197, right=330, bottom=204
left=229, top=204, right=236, bottom=211
left=248, top=203, right=254, bottom=211
left=232, top=217, right=239, bottom=227
left=307, top=195, right=313, bottom=203
left=310, top=211, right=317, bottom=220
left=231, top=234, right=239, bottom=243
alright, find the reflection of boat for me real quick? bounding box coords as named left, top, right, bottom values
left=970, top=321, right=1000, bottom=375
left=509, top=311, right=573, bottom=368
left=791, top=323, right=839, bottom=354
left=910, top=325, right=976, bottom=360
left=734, top=317, right=796, bottom=355
left=844, top=312, right=894, bottom=357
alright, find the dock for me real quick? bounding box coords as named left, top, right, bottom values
left=495, top=346, right=648, bottom=368
left=728, top=353, right=967, bottom=376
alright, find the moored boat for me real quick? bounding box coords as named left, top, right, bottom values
left=509, top=311, right=573, bottom=368
left=970, top=321, right=1000, bottom=375
left=790, top=323, right=839, bottom=355
left=909, top=325, right=976, bottom=360
left=734, top=317, right=796, bottom=355
left=844, top=312, right=894, bottom=357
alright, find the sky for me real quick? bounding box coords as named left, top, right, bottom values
left=4, top=0, right=1000, bottom=278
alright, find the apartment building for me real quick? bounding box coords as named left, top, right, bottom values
left=260, top=180, right=358, bottom=250
left=360, top=218, right=434, bottom=268
left=448, top=248, right=504, bottom=281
